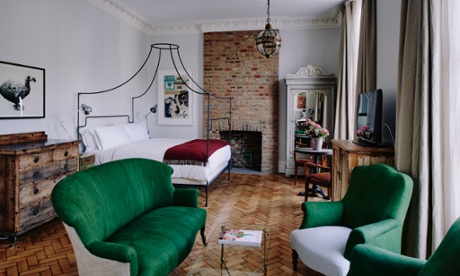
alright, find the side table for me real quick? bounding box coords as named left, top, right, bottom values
left=79, top=153, right=95, bottom=171
left=188, top=223, right=271, bottom=275
left=294, top=147, right=333, bottom=200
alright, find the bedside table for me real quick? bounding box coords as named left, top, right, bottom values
left=79, top=153, right=95, bottom=171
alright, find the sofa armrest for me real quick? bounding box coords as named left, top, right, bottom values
left=86, top=241, right=138, bottom=274
left=299, top=201, right=343, bottom=229
left=172, top=188, right=199, bottom=207
left=348, top=244, right=424, bottom=276
left=345, top=218, right=400, bottom=258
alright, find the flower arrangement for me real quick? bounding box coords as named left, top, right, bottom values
left=302, top=118, right=329, bottom=138
left=357, top=125, right=372, bottom=140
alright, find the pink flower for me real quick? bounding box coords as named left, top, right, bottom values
left=357, top=125, right=372, bottom=140
left=304, top=120, right=329, bottom=138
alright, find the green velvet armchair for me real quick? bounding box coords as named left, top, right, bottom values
left=348, top=216, right=460, bottom=276
left=290, top=164, right=413, bottom=275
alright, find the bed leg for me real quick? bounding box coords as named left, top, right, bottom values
left=205, top=185, right=208, bottom=207
left=227, top=165, right=231, bottom=180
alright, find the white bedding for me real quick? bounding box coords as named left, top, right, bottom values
left=91, top=138, right=231, bottom=185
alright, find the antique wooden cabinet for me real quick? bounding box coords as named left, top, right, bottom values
left=331, top=139, right=394, bottom=200
left=0, top=131, right=79, bottom=239
left=284, top=65, right=336, bottom=176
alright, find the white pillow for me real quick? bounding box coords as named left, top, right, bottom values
left=79, top=128, right=98, bottom=152
left=93, top=125, right=131, bottom=150
left=123, top=121, right=149, bottom=142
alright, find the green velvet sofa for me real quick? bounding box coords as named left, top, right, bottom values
left=51, top=158, right=207, bottom=276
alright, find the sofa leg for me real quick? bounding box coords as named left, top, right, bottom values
left=292, top=249, right=298, bottom=271
left=200, top=226, right=207, bottom=245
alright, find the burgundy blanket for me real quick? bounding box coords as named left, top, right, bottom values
left=163, top=139, right=229, bottom=166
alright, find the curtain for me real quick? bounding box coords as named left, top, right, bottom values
left=396, top=0, right=460, bottom=258
left=334, top=0, right=362, bottom=139
left=355, top=0, right=376, bottom=94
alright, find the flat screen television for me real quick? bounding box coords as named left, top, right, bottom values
left=355, top=89, right=383, bottom=146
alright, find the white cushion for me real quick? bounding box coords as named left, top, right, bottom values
left=79, top=128, right=98, bottom=152
left=290, top=226, right=352, bottom=276
left=123, top=121, right=149, bottom=142
left=93, top=125, right=131, bottom=150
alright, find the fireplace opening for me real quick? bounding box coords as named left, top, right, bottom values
left=220, top=131, right=262, bottom=172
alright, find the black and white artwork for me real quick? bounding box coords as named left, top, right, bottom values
left=0, top=61, right=45, bottom=119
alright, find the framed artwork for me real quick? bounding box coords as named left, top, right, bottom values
left=157, top=69, right=194, bottom=125
left=296, top=92, right=306, bottom=110
left=0, top=61, right=45, bottom=119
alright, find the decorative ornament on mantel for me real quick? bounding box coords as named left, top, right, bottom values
left=255, top=0, right=281, bottom=58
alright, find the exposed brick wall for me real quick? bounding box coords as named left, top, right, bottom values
left=203, top=31, right=279, bottom=172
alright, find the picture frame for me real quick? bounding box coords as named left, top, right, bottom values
left=157, top=68, right=194, bottom=126
left=0, top=61, right=45, bottom=119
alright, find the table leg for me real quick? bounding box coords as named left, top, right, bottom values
left=263, top=228, right=268, bottom=276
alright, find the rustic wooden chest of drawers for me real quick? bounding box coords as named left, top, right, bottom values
left=0, top=131, right=80, bottom=239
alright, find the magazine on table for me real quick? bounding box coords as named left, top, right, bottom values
left=218, top=229, right=263, bottom=247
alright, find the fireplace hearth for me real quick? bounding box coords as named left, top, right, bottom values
left=220, top=131, right=262, bottom=172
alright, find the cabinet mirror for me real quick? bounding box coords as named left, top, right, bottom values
left=295, top=90, right=326, bottom=129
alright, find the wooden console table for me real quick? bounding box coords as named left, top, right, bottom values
left=331, top=139, right=394, bottom=201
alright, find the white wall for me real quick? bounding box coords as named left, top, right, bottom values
left=149, top=34, right=205, bottom=139
left=376, top=0, right=401, bottom=146
left=0, top=0, right=150, bottom=139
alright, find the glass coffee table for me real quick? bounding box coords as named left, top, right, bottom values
left=187, top=223, right=271, bottom=276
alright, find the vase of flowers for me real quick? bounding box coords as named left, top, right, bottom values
left=303, top=118, right=329, bottom=150
left=310, top=137, right=323, bottom=150
left=357, top=125, right=373, bottom=142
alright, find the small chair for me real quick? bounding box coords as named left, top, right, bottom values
left=348, top=216, right=460, bottom=276
left=304, top=161, right=331, bottom=201
left=290, top=164, right=413, bottom=275
left=293, top=141, right=329, bottom=186
left=294, top=150, right=313, bottom=186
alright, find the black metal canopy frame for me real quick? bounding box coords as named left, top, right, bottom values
left=77, top=43, right=233, bottom=150
left=76, top=43, right=233, bottom=205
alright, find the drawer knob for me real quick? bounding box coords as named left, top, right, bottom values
left=34, top=157, right=40, bottom=163
left=33, top=171, right=41, bottom=179
left=64, top=151, right=69, bottom=157
left=32, top=209, right=39, bottom=216
left=33, top=188, right=39, bottom=195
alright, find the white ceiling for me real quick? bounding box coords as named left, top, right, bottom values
left=116, top=0, right=344, bottom=26
left=87, top=0, right=345, bottom=34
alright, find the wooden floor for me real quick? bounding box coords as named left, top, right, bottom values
left=0, top=172, right=325, bottom=276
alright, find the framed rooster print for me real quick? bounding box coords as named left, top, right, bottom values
left=0, top=61, right=45, bottom=119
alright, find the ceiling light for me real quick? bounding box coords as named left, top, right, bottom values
left=255, top=0, right=281, bottom=58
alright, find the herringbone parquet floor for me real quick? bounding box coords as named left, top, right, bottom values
left=0, top=172, right=324, bottom=276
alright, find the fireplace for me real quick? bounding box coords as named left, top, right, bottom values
left=220, top=131, right=262, bottom=172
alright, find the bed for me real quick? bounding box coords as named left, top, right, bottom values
left=79, top=119, right=231, bottom=207
left=74, top=43, right=233, bottom=207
